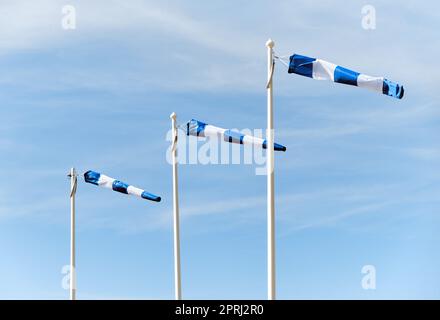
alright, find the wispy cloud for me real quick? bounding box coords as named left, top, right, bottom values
left=2, top=0, right=438, bottom=94
left=0, top=196, right=65, bottom=222
left=286, top=200, right=395, bottom=233
left=277, top=124, right=367, bottom=140
left=402, top=147, right=440, bottom=161
left=91, top=181, right=436, bottom=235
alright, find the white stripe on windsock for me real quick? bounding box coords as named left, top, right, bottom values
left=312, top=59, right=337, bottom=81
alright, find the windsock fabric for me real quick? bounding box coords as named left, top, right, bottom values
left=84, top=170, right=161, bottom=202
left=288, top=54, right=404, bottom=99
left=186, top=119, right=286, bottom=152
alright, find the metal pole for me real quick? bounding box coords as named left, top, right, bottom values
left=266, top=38, right=276, bottom=300
left=69, top=167, right=77, bottom=300
left=170, top=112, right=182, bottom=300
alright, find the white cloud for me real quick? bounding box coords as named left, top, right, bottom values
left=0, top=1, right=61, bottom=52
left=403, top=147, right=440, bottom=161
left=2, top=0, right=439, bottom=93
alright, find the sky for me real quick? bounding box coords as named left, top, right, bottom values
left=0, top=0, right=439, bottom=299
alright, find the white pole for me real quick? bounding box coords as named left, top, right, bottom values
left=69, top=167, right=77, bottom=300
left=170, top=112, right=182, bottom=300
left=266, top=38, right=276, bottom=300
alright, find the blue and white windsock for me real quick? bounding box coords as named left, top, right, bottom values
left=186, top=119, right=287, bottom=151
left=288, top=54, right=404, bottom=99
left=84, top=170, right=161, bottom=202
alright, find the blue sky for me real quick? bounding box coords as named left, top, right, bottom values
left=0, top=0, right=439, bottom=299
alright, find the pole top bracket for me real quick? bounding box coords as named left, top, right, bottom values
left=67, top=167, right=77, bottom=178
left=265, top=38, right=275, bottom=48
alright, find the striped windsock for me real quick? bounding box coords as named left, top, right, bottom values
left=186, top=119, right=287, bottom=152
left=288, top=54, right=404, bottom=99
left=84, top=170, right=161, bottom=202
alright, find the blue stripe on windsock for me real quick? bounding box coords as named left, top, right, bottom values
left=186, top=119, right=287, bottom=152
left=83, top=170, right=161, bottom=202
left=382, top=79, right=404, bottom=99
left=334, top=66, right=359, bottom=86
left=84, top=170, right=100, bottom=185
left=224, top=129, right=245, bottom=145
left=288, top=54, right=315, bottom=78
left=141, top=191, right=161, bottom=202
left=288, top=54, right=404, bottom=99
left=187, top=119, right=207, bottom=137
left=112, top=180, right=129, bottom=194
left=263, top=140, right=287, bottom=152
